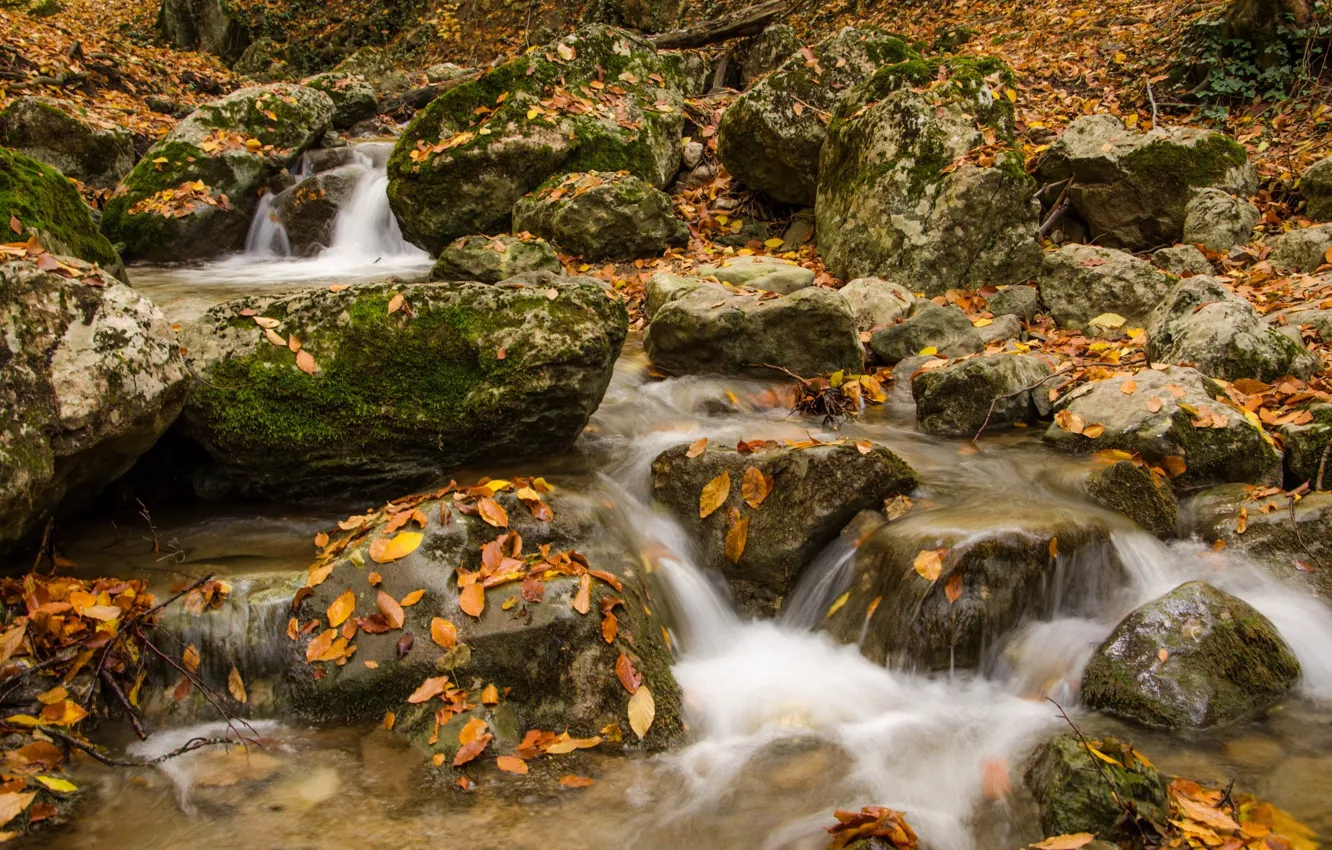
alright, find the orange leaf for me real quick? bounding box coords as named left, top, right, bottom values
left=1163, top=455, right=1187, bottom=477
left=496, top=755, right=528, bottom=774
left=741, top=466, right=772, bottom=508
left=327, top=589, right=356, bottom=628
left=459, top=717, right=489, bottom=745
left=387, top=293, right=405, bottom=314
left=407, top=675, right=449, bottom=704
left=459, top=583, right=485, bottom=618
left=1120, top=380, right=1137, bottom=394
left=1146, top=396, right=1163, bottom=413
left=615, top=651, right=642, bottom=694
left=560, top=775, right=594, bottom=788
left=573, top=573, right=591, bottom=615
left=945, top=573, right=963, bottom=604
left=400, top=589, right=425, bottom=607
left=305, top=628, right=335, bottom=663
left=686, top=437, right=708, bottom=458
left=296, top=350, right=317, bottom=375
left=481, top=684, right=499, bottom=705
left=453, top=733, right=492, bottom=766
left=477, top=497, right=509, bottom=528
left=431, top=617, right=457, bottom=648
left=377, top=590, right=404, bottom=629
left=601, top=610, right=618, bottom=643
left=724, top=512, right=748, bottom=564
left=913, top=548, right=946, bottom=581
left=699, top=470, right=731, bottom=518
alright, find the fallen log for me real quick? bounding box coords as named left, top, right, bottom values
left=651, top=0, right=787, bottom=49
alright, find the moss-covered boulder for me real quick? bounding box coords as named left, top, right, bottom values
left=270, top=164, right=365, bottom=256
left=867, top=302, right=983, bottom=365
left=642, top=274, right=863, bottom=376
left=387, top=26, right=685, bottom=254
left=512, top=171, right=687, bottom=261
left=0, top=147, right=123, bottom=274
left=1044, top=366, right=1282, bottom=488
left=1145, top=276, right=1318, bottom=382
left=290, top=485, right=684, bottom=757
left=432, top=234, right=563, bottom=282
left=157, top=0, right=250, bottom=64
left=823, top=506, right=1121, bottom=669
left=738, top=24, right=802, bottom=86
left=1024, top=733, right=1168, bottom=841
left=0, top=97, right=134, bottom=189
left=1086, top=460, right=1179, bottom=538
left=101, top=83, right=335, bottom=262
left=1268, top=223, right=1332, bottom=273
left=1035, top=114, right=1256, bottom=251
left=303, top=72, right=379, bottom=129
left=718, top=27, right=915, bottom=205
left=1083, top=581, right=1300, bottom=727
left=1276, top=402, right=1332, bottom=490
left=1038, top=244, right=1177, bottom=330
left=1302, top=155, right=1332, bottom=220
left=0, top=256, right=188, bottom=551
left=816, top=55, right=1041, bottom=293
left=176, top=278, right=627, bottom=500
left=650, top=441, right=918, bottom=615
left=911, top=353, right=1055, bottom=437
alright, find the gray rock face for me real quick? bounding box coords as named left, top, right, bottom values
left=303, top=73, right=379, bottom=129
left=301, top=146, right=361, bottom=174
left=1083, top=581, right=1300, bottom=727
left=176, top=279, right=627, bottom=500
left=643, top=275, right=863, bottom=376
left=1268, top=224, right=1332, bottom=273
left=867, top=302, right=983, bottom=365
left=272, top=165, right=365, bottom=256
left=697, top=256, right=814, bottom=294
left=1086, top=460, right=1179, bottom=538
left=1183, top=188, right=1258, bottom=252
left=977, top=312, right=1023, bottom=345
left=1301, top=155, right=1332, bottom=220
left=158, top=0, right=250, bottom=64
left=817, top=58, right=1040, bottom=293
left=0, top=97, right=134, bottom=189
left=1038, top=244, right=1176, bottom=329
left=839, top=276, right=915, bottom=332
left=650, top=441, right=918, bottom=614
left=739, top=24, right=802, bottom=85
left=986, top=284, right=1040, bottom=321
left=911, top=354, right=1055, bottom=437
left=1043, top=366, right=1283, bottom=488
left=1146, top=276, right=1318, bottom=382
left=387, top=26, right=684, bottom=254
left=1035, top=114, right=1256, bottom=251
left=513, top=171, right=687, bottom=261
left=0, top=258, right=188, bottom=551
left=583, top=0, right=679, bottom=33
left=432, top=234, right=563, bottom=282
left=718, top=28, right=916, bottom=205
left=1151, top=244, right=1213, bottom=276
left=1025, top=733, right=1168, bottom=842
left=1275, top=402, right=1332, bottom=490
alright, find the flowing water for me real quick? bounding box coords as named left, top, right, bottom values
left=26, top=225, right=1332, bottom=847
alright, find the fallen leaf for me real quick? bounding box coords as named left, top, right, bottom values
left=460, top=583, right=485, bottom=618
left=183, top=643, right=201, bottom=672
left=407, top=675, right=449, bottom=704
left=573, top=573, right=592, bottom=615
left=1121, top=380, right=1137, bottom=394
left=327, top=590, right=356, bottom=627
left=945, top=573, right=963, bottom=604
left=628, top=685, right=655, bottom=740
left=1146, top=396, right=1163, bottom=413
left=826, top=591, right=849, bottom=618
left=453, top=733, right=492, bottom=766
left=560, top=775, right=594, bottom=788
left=477, top=497, right=509, bottom=528
left=400, top=589, right=425, bottom=607
left=369, top=531, right=422, bottom=564
left=431, top=617, right=457, bottom=648
left=686, top=437, right=708, bottom=458
left=615, top=651, right=641, bottom=694
left=482, top=683, right=499, bottom=705
left=387, top=293, right=405, bottom=314
left=459, top=717, right=489, bottom=745
left=33, top=776, right=76, bottom=794
left=913, top=548, right=946, bottom=581
left=0, top=791, right=35, bottom=827
left=377, top=590, right=405, bottom=629
left=1031, top=834, right=1095, bottom=850
left=296, top=350, right=317, bottom=375
left=741, top=466, right=772, bottom=508
left=724, top=513, right=749, bottom=564
left=699, top=470, right=731, bottom=518
left=383, top=711, right=396, bottom=730
left=227, top=666, right=247, bottom=704
left=305, top=629, right=335, bottom=662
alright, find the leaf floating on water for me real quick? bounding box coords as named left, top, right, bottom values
left=377, top=590, right=405, bottom=629
left=327, top=590, right=356, bottom=627
left=496, top=755, right=529, bottom=774
left=1031, top=833, right=1095, bottom=849
left=686, top=437, right=708, bottom=458
left=913, top=548, right=946, bottom=582
left=560, top=775, right=594, bottom=789
left=477, top=497, right=508, bottom=528
left=724, top=512, right=749, bottom=564
left=369, top=531, right=422, bottom=564
left=431, top=617, right=457, bottom=649
left=615, top=651, right=641, bottom=694
left=459, top=583, right=485, bottom=618
left=741, top=466, right=772, bottom=508
left=826, top=591, right=849, bottom=618
left=699, top=470, right=731, bottom=518
left=627, top=684, right=655, bottom=740
left=227, top=666, right=247, bottom=704
left=945, top=573, right=963, bottom=604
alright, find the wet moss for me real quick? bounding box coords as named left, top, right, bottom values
left=0, top=147, right=120, bottom=269
left=1122, top=133, right=1248, bottom=189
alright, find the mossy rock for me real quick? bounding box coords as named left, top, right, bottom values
left=158, top=0, right=251, bottom=64
left=0, top=147, right=123, bottom=274
left=1302, top=155, right=1332, bottom=220
left=431, top=234, right=563, bottom=283
left=1024, top=732, right=1168, bottom=841
left=512, top=170, right=688, bottom=261
left=304, top=72, right=379, bottom=129
left=1267, top=223, right=1332, bottom=274
left=1083, top=581, right=1300, bottom=727
left=911, top=353, right=1055, bottom=437
left=815, top=54, right=1040, bottom=292
left=176, top=278, right=627, bottom=500
left=1086, top=460, right=1179, bottom=539
left=0, top=97, right=134, bottom=190
left=386, top=25, right=685, bottom=254
left=1038, top=244, right=1177, bottom=330
left=583, top=0, right=679, bottom=34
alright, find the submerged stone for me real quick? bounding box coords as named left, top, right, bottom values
left=1024, top=733, right=1168, bottom=841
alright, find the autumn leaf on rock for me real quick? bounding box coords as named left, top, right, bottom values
left=699, top=470, right=731, bottom=518
left=615, top=651, right=642, bottom=694
left=228, top=666, right=247, bottom=704
left=407, top=675, right=449, bottom=704
left=459, top=716, right=489, bottom=745
left=573, top=573, right=591, bottom=614
left=369, top=531, right=422, bottom=564
left=628, top=684, right=655, bottom=740
left=1030, top=834, right=1095, bottom=850
left=460, top=583, right=485, bottom=618
left=453, top=733, right=492, bottom=766
left=913, top=549, right=947, bottom=582
left=387, top=293, right=405, bottom=314
left=724, top=510, right=748, bottom=564
left=296, top=350, right=317, bottom=375
left=377, top=590, right=404, bottom=629
left=741, top=466, right=772, bottom=508
left=305, top=629, right=335, bottom=662
left=560, top=775, right=594, bottom=789
left=686, top=437, right=708, bottom=458
left=183, top=643, right=201, bottom=672
left=481, top=684, right=499, bottom=705
left=477, top=497, right=508, bottom=528
left=400, top=589, right=425, bottom=607
left=431, top=617, right=457, bottom=648
left=945, top=573, right=963, bottom=604
left=327, top=589, right=356, bottom=627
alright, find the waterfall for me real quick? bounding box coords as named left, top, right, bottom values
left=242, top=192, right=291, bottom=258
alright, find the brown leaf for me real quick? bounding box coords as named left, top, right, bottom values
left=1162, top=455, right=1187, bottom=478
left=431, top=617, right=457, bottom=648
left=724, top=512, right=749, bottom=564
left=453, top=733, right=492, bottom=766
left=601, top=610, right=618, bottom=644
left=686, top=437, right=708, bottom=458
left=327, top=589, right=356, bottom=628
left=573, top=573, right=591, bottom=615
left=460, top=583, right=485, bottom=618
left=560, top=775, right=594, bottom=788
left=699, top=470, right=731, bottom=518
left=396, top=632, right=414, bottom=659
left=296, top=349, right=317, bottom=375
left=496, top=755, right=529, bottom=774
left=183, top=643, right=200, bottom=672
left=615, top=651, right=642, bottom=694
left=377, top=590, right=405, bottom=629
left=387, top=293, right=405, bottom=314
left=227, top=666, right=247, bottom=704
left=944, top=573, right=963, bottom=604
left=477, top=497, right=509, bottom=528
left=741, top=465, right=772, bottom=508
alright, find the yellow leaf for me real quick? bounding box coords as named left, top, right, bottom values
left=1088, top=312, right=1127, bottom=329
left=526, top=108, right=539, bottom=119
left=227, top=666, right=247, bottom=704
left=973, top=317, right=993, bottom=327
left=826, top=591, right=849, bottom=618
left=1085, top=743, right=1123, bottom=767
left=918, top=346, right=938, bottom=356
left=1082, top=423, right=1106, bottom=439
left=370, top=531, right=423, bottom=563
left=1031, top=834, right=1095, bottom=850
left=34, top=775, right=77, bottom=794
left=37, top=686, right=67, bottom=705
left=741, top=466, right=772, bottom=508
left=913, top=548, right=946, bottom=581
left=183, top=643, right=200, bottom=672
left=724, top=514, right=749, bottom=564
left=628, top=684, right=655, bottom=740
left=763, top=238, right=784, bottom=249
left=431, top=617, right=457, bottom=648
left=699, top=470, right=731, bottom=518
left=327, top=590, right=356, bottom=628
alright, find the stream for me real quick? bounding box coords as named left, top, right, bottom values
left=26, top=145, right=1332, bottom=849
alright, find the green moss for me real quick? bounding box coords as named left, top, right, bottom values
left=0, top=147, right=119, bottom=269
left=1122, top=133, right=1248, bottom=190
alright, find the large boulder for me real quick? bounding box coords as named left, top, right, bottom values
left=1268, top=223, right=1332, bottom=273
left=303, top=73, right=379, bottom=129
left=157, top=0, right=250, bottom=64
left=823, top=507, right=1122, bottom=669
left=739, top=24, right=802, bottom=85
left=717, top=27, right=916, bottom=205
left=1082, top=581, right=1300, bottom=727
left=0, top=256, right=188, bottom=551
left=0, top=147, right=123, bottom=275
left=816, top=56, right=1041, bottom=292
left=102, top=84, right=335, bottom=262
left=650, top=441, right=918, bottom=615
left=1145, top=276, right=1318, bottom=382
left=1301, top=155, right=1332, bottom=220
left=512, top=171, right=688, bottom=260
left=0, top=97, right=134, bottom=189
left=271, top=164, right=365, bottom=256
left=583, top=0, right=679, bottom=33
left=839, top=277, right=914, bottom=332
left=387, top=26, right=685, bottom=254
left=1035, top=114, right=1256, bottom=251
left=1044, top=366, right=1283, bottom=488
left=642, top=275, right=863, bottom=376
left=1275, top=401, right=1332, bottom=489
left=911, top=354, right=1055, bottom=437
left=697, top=255, right=814, bottom=295
left=1085, top=460, right=1179, bottom=538
left=177, top=278, right=627, bottom=499
left=867, top=302, right=983, bottom=365
left=431, top=234, right=563, bottom=283
left=1183, top=188, right=1258, bottom=252
left=1024, top=733, right=1168, bottom=842
left=1038, top=244, right=1176, bottom=330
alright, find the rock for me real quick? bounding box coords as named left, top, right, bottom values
left=739, top=24, right=802, bottom=85
left=272, top=165, right=365, bottom=256
left=303, top=73, right=379, bottom=129
left=697, top=256, right=814, bottom=295
left=512, top=171, right=688, bottom=261
left=867, top=302, right=983, bottom=365
left=1044, top=366, right=1283, bottom=488
left=1035, top=114, right=1256, bottom=251
left=1086, top=460, right=1179, bottom=538
left=176, top=278, right=626, bottom=500
left=0, top=97, right=134, bottom=189
left=710, top=218, right=773, bottom=248
left=1275, top=402, right=1332, bottom=489
left=583, top=0, right=678, bottom=33
left=300, top=146, right=361, bottom=174
left=157, top=0, right=250, bottom=64
left=1145, top=276, right=1318, bottom=382
left=986, top=284, right=1040, bottom=321
left=816, top=56, right=1041, bottom=293
left=1082, top=581, right=1300, bottom=727
left=1282, top=307, right=1332, bottom=343
left=0, top=147, right=123, bottom=275
left=911, top=354, right=1055, bottom=437
left=231, top=37, right=287, bottom=81
left=1183, top=188, right=1259, bottom=252
left=1038, top=244, right=1176, bottom=330
left=334, top=47, right=409, bottom=94
left=1268, top=224, right=1332, bottom=273
left=387, top=26, right=684, bottom=253
left=824, top=507, right=1122, bottom=669
left=1301, top=155, right=1332, bottom=220
left=839, top=277, right=914, bottom=333
left=978, top=313, right=1023, bottom=344
left=643, top=276, right=863, bottom=376
left=650, top=441, right=918, bottom=614
left=0, top=257, right=188, bottom=551
left=431, top=234, right=563, bottom=283
left=1024, top=733, right=1168, bottom=841
left=681, top=140, right=704, bottom=169
left=102, top=84, right=335, bottom=263
left=1151, top=244, right=1214, bottom=276
left=424, top=63, right=474, bottom=85
left=291, top=486, right=684, bottom=754
left=718, top=28, right=915, bottom=205
left=890, top=355, right=935, bottom=403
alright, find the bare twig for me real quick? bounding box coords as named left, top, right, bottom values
left=1288, top=495, right=1323, bottom=571
left=1038, top=177, right=1074, bottom=239
left=973, top=366, right=1073, bottom=442
left=1146, top=76, right=1160, bottom=126
left=40, top=727, right=243, bottom=767
left=1316, top=437, right=1329, bottom=492
left=99, top=669, right=146, bottom=740
left=1047, top=697, right=1150, bottom=841
left=136, top=626, right=262, bottom=745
